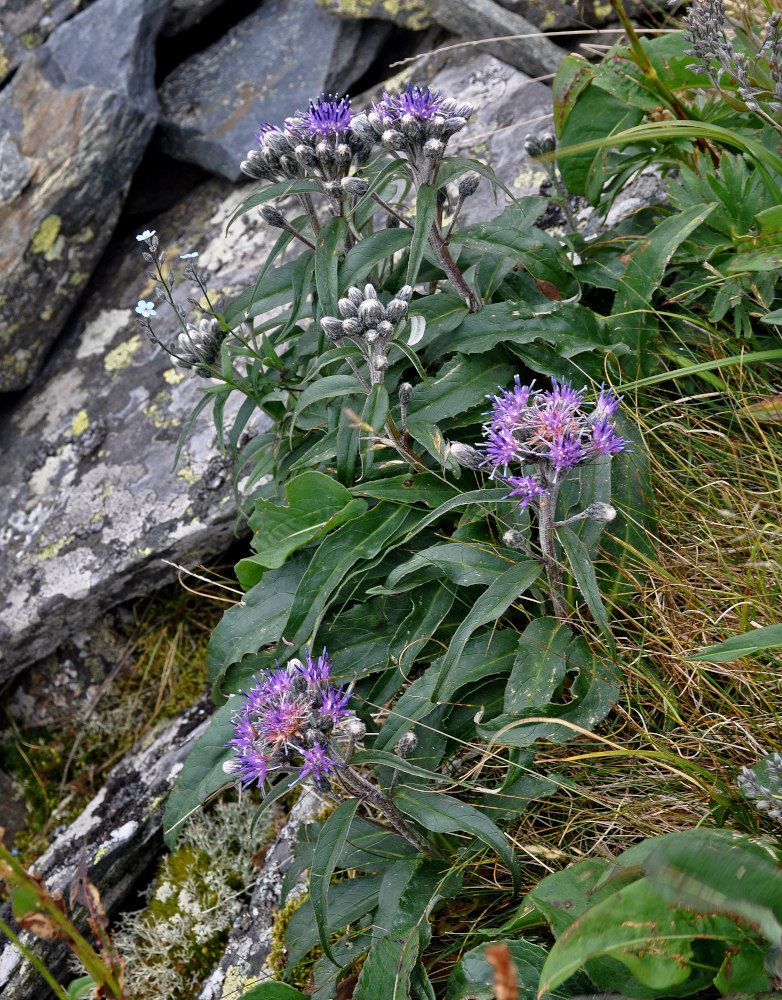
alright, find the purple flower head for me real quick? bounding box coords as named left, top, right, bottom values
left=483, top=425, right=519, bottom=471
left=299, top=647, right=332, bottom=686
left=533, top=405, right=581, bottom=442
left=298, top=743, right=341, bottom=786
left=261, top=696, right=309, bottom=749
left=487, top=375, right=534, bottom=428
left=504, top=476, right=547, bottom=509
left=233, top=746, right=275, bottom=789
left=261, top=666, right=296, bottom=700
left=542, top=379, right=585, bottom=412
left=395, top=84, right=444, bottom=120
left=591, top=420, right=629, bottom=456
left=255, top=122, right=279, bottom=145
left=593, top=384, right=622, bottom=422
left=547, top=434, right=588, bottom=472
left=299, top=94, right=352, bottom=136
left=319, top=684, right=352, bottom=727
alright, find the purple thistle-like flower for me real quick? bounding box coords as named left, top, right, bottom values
left=504, top=476, right=547, bottom=509
left=299, top=94, right=352, bottom=136
left=298, top=743, right=341, bottom=786
left=542, top=378, right=585, bottom=411
left=254, top=122, right=279, bottom=144
left=319, top=684, right=352, bottom=726
left=233, top=745, right=275, bottom=789
left=484, top=425, right=519, bottom=470
left=299, top=647, right=332, bottom=686
left=591, top=420, right=628, bottom=455
left=395, top=83, right=444, bottom=120
left=593, top=384, right=622, bottom=422
left=547, top=434, right=588, bottom=472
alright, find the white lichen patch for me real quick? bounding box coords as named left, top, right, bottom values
left=76, top=309, right=133, bottom=360
left=112, top=796, right=274, bottom=1000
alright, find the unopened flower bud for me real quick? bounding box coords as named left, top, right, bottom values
left=316, top=140, right=334, bottom=163
left=385, top=298, right=408, bottom=323
left=397, top=731, right=418, bottom=758
left=374, top=355, right=389, bottom=371
left=321, top=316, right=344, bottom=340
left=294, top=143, right=317, bottom=167
left=382, top=129, right=405, bottom=149
left=396, top=285, right=413, bottom=302
left=363, top=283, right=378, bottom=300
left=585, top=502, right=616, bottom=523
left=347, top=286, right=364, bottom=306
left=338, top=297, right=359, bottom=318
left=260, top=205, right=286, bottom=228
left=335, top=143, right=353, bottom=165
left=424, top=139, right=445, bottom=160
left=364, top=329, right=378, bottom=344
left=458, top=174, right=480, bottom=199
left=398, top=382, right=414, bottom=405
left=325, top=180, right=343, bottom=198
left=540, top=132, right=557, bottom=154
left=449, top=442, right=485, bottom=470
left=359, top=298, right=386, bottom=327
left=524, top=135, right=543, bottom=158
left=341, top=176, right=370, bottom=196
left=503, top=529, right=529, bottom=551
left=376, top=320, right=394, bottom=338
left=240, top=158, right=265, bottom=180
left=344, top=718, right=366, bottom=740
left=442, top=115, right=467, bottom=137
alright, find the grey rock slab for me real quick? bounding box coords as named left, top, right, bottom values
left=0, top=0, right=99, bottom=87
left=0, top=703, right=212, bottom=1000
left=0, top=0, right=173, bottom=392
left=157, top=0, right=392, bottom=182
left=197, top=787, right=324, bottom=1000
left=0, top=174, right=279, bottom=683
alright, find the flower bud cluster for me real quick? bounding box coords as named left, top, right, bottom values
left=351, top=84, right=471, bottom=180
left=524, top=132, right=557, bottom=159
left=225, top=648, right=355, bottom=793
left=173, top=316, right=228, bottom=378
left=481, top=377, right=630, bottom=507
left=240, top=94, right=373, bottom=194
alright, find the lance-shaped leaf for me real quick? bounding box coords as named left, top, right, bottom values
left=394, top=787, right=520, bottom=893
left=558, top=527, right=614, bottom=651
left=315, top=216, right=347, bottom=319
left=311, top=799, right=359, bottom=966
left=408, top=183, right=439, bottom=286
left=340, top=228, right=414, bottom=289
left=687, top=624, right=782, bottom=663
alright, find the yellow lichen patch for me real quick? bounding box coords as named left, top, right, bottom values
left=69, top=271, right=90, bottom=286
left=513, top=163, right=547, bottom=190
left=143, top=401, right=181, bottom=430
left=317, top=0, right=432, bottom=30
left=71, top=410, right=89, bottom=436
left=40, top=307, right=53, bottom=321
left=176, top=465, right=199, bottom=486
left=34, top=535, right=74, bottom=561
left=30, top=214, right=62, bottom=258
left=163, top=368, right=186, bottom=385
left=221, top=969, right=259, bottom=1000
left=76, top=309, right=131, bottom=359
left=104, top=335, right=142, bottom=372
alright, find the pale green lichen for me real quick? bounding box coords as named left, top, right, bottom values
left=104, top=335, right=142, bottom=372
left=71, top=410, right=89, bottom=436
left=316, top=0, right=432, bottom=30
left=112, top=796, right=273, bottom=1000
left=30, top=214, right=63, bottom=260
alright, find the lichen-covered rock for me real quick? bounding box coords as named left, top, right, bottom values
left=0, top=0, right=173, bottom=392
left=0, top=703, right=212, bottom=1000
left=0, top=174, right=278, bottom=683
left=197, top=788, right=323, bottom=1000
left=157, top=0, right=392, bottom=182
left=315, top=0, right=434, bottom=30
left=0, top=0, right=99, bottom=86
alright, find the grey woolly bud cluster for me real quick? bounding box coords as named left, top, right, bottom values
left=524, top=132, right=556, bottom=159
left=396, top=731, right=418, bottom=758
left=320, top=284, right=412, bottom=343
left=738, top=753, right=782, bottom=824
left=173, top=317, right=227, bottom=377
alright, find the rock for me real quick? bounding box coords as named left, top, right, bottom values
left=162, top=0, right=229, bottom=36
left=0, top=173, right=280, bottom=684
left=0, top=769, right=27, bottom=849
left=197, top=787, right=323, bottom=1000
left=0, top=0, right=173, bottom=393
left=157, top=0, right=393, bottom=182
left=0, top=703, right=212, bottom=1000
left=316, top=0, right=434, bottom=30
left=0, top=0, right=98, bottom=87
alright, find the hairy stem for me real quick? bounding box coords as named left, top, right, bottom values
left=427, top=220, right=482, bottom=312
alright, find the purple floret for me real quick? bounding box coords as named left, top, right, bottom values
left=547, top=434, right=588, bottom=472
left=395, top=84, right=444, bottom=120
left=299, top=647, right=332, bottom=686
left=319, top=684, right=352, bottom=726
left=542, top=378, right=585, bottom=411
left=254, top=122, right=279, bottom=144
left=484, top=425, right=519, bottom=470
left=504, top=476, right=547, bottom=509
left=233, top=746, right=275, bottom=789
left=298, top=743, right=341, bottom=786
left=590, top=420, right=628, bottom=455
left=300, top=94, right=352, bottom=136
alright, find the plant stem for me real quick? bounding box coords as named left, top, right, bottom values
left=427, top=220, right=482, bottom=312
left=536, top=487, right=568, bottom=618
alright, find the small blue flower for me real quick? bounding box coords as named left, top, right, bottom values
left=135, top=229, right=156, bottom=242
left=135, top=300, right=156, bottom=318
left=180, top=251, right=199, bottom=259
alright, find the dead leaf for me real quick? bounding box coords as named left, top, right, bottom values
left=738, top=395, right=782, bottom=422
left=485, top=942, right=518, bottom=1000
left=15, top=908, right=62, bottom=941
left=535, top=279, right=562, bottom=301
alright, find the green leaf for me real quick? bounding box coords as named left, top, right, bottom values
left=208, top=557, right=306, bottom=691
left=353, top=926, right=420, bottom=1000
left=349, top=750, right=453, bottom=785
left=223, top=259, right=298, bottom=328
left=430, top=560, right=542, bottom=702
left=162, top=701, right=233, bottom=848
left=311, top=799, right=359, bottom=966
left=406, top=419, right=456, bottom=470
left=610, top=204, right=716, bottom=365
left=226, top=179, right=321, bottom=231
left=394, top=787, right=520, bottom=893
left=316, top=594, right=410, bottom=682
left=385, top=541, right=520, bottom=590
left=687, top=624, right=782, bottom=662
left=553, top=54, right=596, bottom=135
left=240, top=472, right=367, bottom=575
left=504, top=617, right=572, bottom=714
left=538, top=876, right=753, bottom=996
left=315, top=216, right=347, bottom=319
left=249, top=774, right=299, bottom=838
left=446, top=938, right=590, bottom=1000
left=240, top=983, right=310, bottom=1000
left=351, top=473, right=460, bottom=508
left=66, top=977, right=97, bottom=1000
left=293, top=374, right=363, bottom=425
left=559, top=526, right=614, bottom=649
left=406, top=354, right=515, bottom=425
left=284, top=502, right=418, bottom=647
left=407, top=183, right=439, bottom=286
left=360, top=383, right=390, bottom=474
left=340, top=228, right=414, bottom=288
left=285, top=874, right=383, bottom=970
